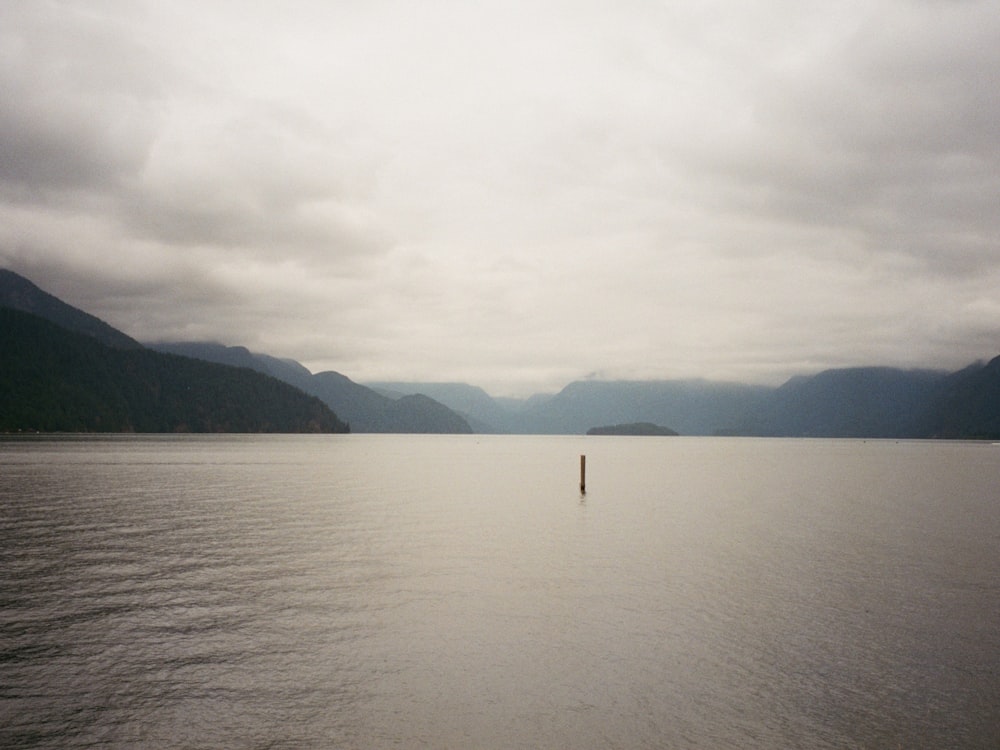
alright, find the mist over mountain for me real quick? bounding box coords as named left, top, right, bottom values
left=365, top=381, right=519, bottom=433
left=587, top=423, right=679, bottom=436
left=750, top=367, right=948, bottom=438
left=0, top=269, right=141, bottom=350
left=376, top=367, right=1000, bottom=439
left=150, top=341, right=314, bottom=385
left=150, top=343, right=473, bottom=434
left=1, top=308, right=346, bottom=433
left=0, top=270, right=347, bottom=433
left=916, top=357, right=1000, bottom=439
left=0, top=268, right=470, bottom=434
left=528, top=379, right=771, bottom=435
left=6, top=269, right=1000, bottom=439
left=373, top=379, right=769, bottom=435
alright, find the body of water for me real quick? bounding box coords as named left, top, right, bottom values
left=2, top=434, right=998, bottom=748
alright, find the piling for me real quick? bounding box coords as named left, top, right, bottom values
left=580, top=454, right=586, bottom=493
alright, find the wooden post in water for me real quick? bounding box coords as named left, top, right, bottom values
left=580, top=454, right=586, bottom=493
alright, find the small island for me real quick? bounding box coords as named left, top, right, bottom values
left=586, top=422, right=678, bottom=436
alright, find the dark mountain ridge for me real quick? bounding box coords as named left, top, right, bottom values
left=0, top=308, right=347, bottom=433
left=587, top=422, right=678, bottom=436
left=0, top=269, right=141, bottom=350
left=376, top=363, right=1000, bottom=439
left=750, top=367, right=948, bottom=438
left=525, top=379, right=771, bottom=435
left=365, top=381, right=518, bottom=432
left=149, top=342, right=473, bottom=434
left=376, top=379, right=771, bottom=435
left=916, top=356, right=1000, bottom=439
left=6, top=268, right=1000, bottom=438
left=1, top=268, right=469, bottom=433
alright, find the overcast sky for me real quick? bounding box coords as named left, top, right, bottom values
left=2, top=0, right=999, bottom=395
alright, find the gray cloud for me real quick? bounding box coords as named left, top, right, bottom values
left=2, top=0, right=998, bottom=395
left=0, top=4, right=165, bottom=197
left=715, top=1, right=1000, bottom=275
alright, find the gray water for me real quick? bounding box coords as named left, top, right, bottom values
left=1, top=435, right=998, bottom=749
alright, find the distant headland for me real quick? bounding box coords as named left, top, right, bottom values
left=587, top=422, right=678, bottom=436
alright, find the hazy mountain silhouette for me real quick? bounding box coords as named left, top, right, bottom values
left=0, top=269, right=141, bottom=350
left=587, top=422, right=678, bottom=436
left=150, top=343, right=473, bottom=434
left=0, top=307, right=347, bottom=433
left=376, top=368, right=1000, bottom=439
left=916, top=357, right=1000, bottom=439
left=367, top=379, right=763, bottom=435
left=7, top=268, right=1000, bottom=439
left=365, top=381, right=518, bottom=432
left=749, top=367, right=947, bottom=438
left=513, top=379, right=771, bottom=435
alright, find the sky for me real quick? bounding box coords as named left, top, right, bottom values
left=2, top=0, right=999, bottom=396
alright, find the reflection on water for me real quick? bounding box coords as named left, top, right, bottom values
left=2, top=435, right=999, bottom=748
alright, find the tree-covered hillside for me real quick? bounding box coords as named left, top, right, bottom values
left=917, top=357, right=1000, bottom=439
left=586, top=422, right=678, bottom=436
left=150, top=342, right=474, bottom=433
left=0, top=308, right=348, bottom=433
left=0, top=269, right=142, bottom=350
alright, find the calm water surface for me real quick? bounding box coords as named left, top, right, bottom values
left=1, top=435, right=999, bottom=748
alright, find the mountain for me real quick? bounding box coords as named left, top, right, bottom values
left=149, top=342, right=473, bottom=434
left=380, top=393, right=474, bottom=433
left=587, top=422, right=678, bottom=436
left=368, top=365, right=1000, bottom=439
left=517, top=379, right=771, bottom=435
left=365, top=381, right=519, bottom=432
left=917, top=357, right=1000, bottom=439
left=0, top=269, right=142, bottom=350
left=8, top=269, right=1000, bottom=439
left=304, top=370, right=472, bottom=433
left=366, top=379, right=768, bottom=435
left=150, top=342, right=317, bottom=393
left=750, top=367, right=947, bottom=438
left=142, top=343, right=1000, bottom=438
left=0, top=307, right=347, bottom=433
left=151, top=341, right=314, bottom=385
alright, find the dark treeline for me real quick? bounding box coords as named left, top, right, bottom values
left=0, top=308, right=347, bottom=433
left=5, top=267, right=1000, bottom=438
left=587, top=422, right=679, bottom=436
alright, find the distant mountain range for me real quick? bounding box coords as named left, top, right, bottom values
left=4, top=268, right=1000, bottom=438
left=0, top=269, right=142, bottom=350
left=148, top=343, right=472, bottom=434
left=371, top=362, right=1000, bottom=438
left=0, top=270, right=470, bottom=434
left=0, top=306, right=346, bottom=433
left=587, top=422, right=679, bottom=436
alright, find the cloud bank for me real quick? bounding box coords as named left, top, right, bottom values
left=2, top=0, right=998, bottom=395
